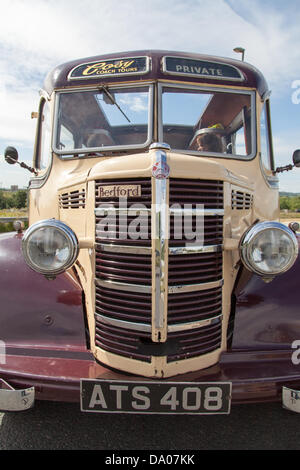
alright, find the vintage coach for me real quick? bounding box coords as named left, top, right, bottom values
left=1, top=50, right=300, bottom=414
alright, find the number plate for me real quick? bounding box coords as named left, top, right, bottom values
left=80, top=379, right=232, bottom=414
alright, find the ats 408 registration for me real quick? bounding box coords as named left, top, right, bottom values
left=80, top=379, right=232, bottom=414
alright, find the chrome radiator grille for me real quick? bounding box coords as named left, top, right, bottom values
left=169, top=178, right=223, bottom=207
left=168, top=252, right=223, bottom=286
left=95, top=248, right=152, bottom=286
left=94, top=176, right=223, bottom=363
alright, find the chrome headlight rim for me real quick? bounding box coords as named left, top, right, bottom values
left=22, top=219, right=79, bottom=275
left=240, top=221, right=299, bottom=276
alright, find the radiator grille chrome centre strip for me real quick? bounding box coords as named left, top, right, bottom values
left=153, top=149, right=169, bottom=339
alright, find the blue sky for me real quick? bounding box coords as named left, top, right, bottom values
left=0, top=0, right=300, bottom=192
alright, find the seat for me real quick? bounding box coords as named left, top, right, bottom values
left=87, top=129, right=115, bottom=148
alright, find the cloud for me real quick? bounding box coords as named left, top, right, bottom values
left=225, top=0, right=300, bottom=91
left=0, top=0, right=300, bottom=190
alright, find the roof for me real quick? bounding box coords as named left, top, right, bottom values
left=43, top=50, right=269, bottom=97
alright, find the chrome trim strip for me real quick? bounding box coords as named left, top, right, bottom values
left=95, top=278, right=152, bottom=294
left=259, top=153, right=279, bottom=189
left=97, top=243, right=151, bottom=255
left=149, top=142, right=171, bottom=151
left=95, top=313, right=222, bottom=334
left=95, top=207, right=151, bottom=216
left=170, top=208, right=224, bottom=216
left=168, top=279, right=223, bottom=294
left=95, top=207, right=223, bottom=218
left=95, top=313, right=151, bottom=333
left=153, top=149, right=168, bottom=331
left=169, top=244, right=223, bottom=255
left=95, top=207, right=223, bottom=217
left=168, top=314, right=222, bottom=333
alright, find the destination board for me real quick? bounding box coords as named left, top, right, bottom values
left=162, top=56, right=244, bottom=81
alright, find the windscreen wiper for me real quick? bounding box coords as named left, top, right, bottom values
left=100, top=86, right=131, bottom=123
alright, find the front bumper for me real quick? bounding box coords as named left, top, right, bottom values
left=1, top=347, right=300, bottom=412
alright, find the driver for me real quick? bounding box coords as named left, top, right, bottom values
left=190, top=124, right=225, bottom=153
left=194, top=132, right=224, bottom=152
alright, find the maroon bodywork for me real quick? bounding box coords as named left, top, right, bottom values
left=44, top=50, right=268, bottom=98
left=1, top=231, right=300, bottom=405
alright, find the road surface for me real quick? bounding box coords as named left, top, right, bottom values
left=1, top=400, right=300, bottom=450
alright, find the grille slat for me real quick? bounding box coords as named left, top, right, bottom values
left=168, top=252, right=223, bottom=286
left=169, top=215, right=223, bottom=246
left=168, top=287, right=222, bottom=323
left=167, top=321, right=222, bottom=362
left=95, top=321, right=152, bottom=362
left=169, top=179, right=224, bottom=208
left=96, top=286, right=152, bottom=324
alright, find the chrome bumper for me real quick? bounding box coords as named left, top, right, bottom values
left=0, top=379, right=35, bottom=412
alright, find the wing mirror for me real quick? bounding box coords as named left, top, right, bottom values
left=275, top=149, right=300, bottom=173
left=3, top=146, right=37, bottom=175
left=292, top=149, right=300, bottom=167
left=4, top=146, right=19, bottom=165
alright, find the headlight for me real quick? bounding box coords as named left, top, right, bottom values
left=240, top=221, right=298, bottom=276
left=22, top=219, right=79, bottom=276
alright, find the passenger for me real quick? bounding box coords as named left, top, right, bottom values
left=190, top=124, right=225, bottom=153
left=194, top=132, right=224, bottom=153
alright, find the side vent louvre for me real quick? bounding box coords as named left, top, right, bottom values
left=59, top=189, right=86, bottom=209
left=231, top=190, right=253, bottom=210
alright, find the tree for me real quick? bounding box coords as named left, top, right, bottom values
left=0, top=192, right=6, bottom=209
left=13, top=190, right=27, bottom=209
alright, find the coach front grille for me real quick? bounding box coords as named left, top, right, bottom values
left=94, top=176, right=224, bottom=364
left=168, top=285, right=223, bottom=324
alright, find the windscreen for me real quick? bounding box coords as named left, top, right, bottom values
left=160, top=85, right=254, bottom=158
left=54, top=85, right=152, bottom=155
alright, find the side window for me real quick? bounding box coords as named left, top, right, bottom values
left=36, top=98, right=51, bottom=170
left=58, top=125, right=75, bottom=150
left=233, top=126, right=247, bottom=156
left=260, top=100, right=274, bottom=171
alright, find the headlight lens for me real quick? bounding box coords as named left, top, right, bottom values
left=22, top=219, right=79, bottom=275
left=240, top=221, right=298, bottom=276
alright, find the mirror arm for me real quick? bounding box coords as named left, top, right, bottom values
left=274, top=164, right=294, bottom=174
left=7, top=157, right=38, bottom=176
left=19, top=161, right=38, bottom=176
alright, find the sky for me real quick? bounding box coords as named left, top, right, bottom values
left=0, top=0, right=300, bottom=192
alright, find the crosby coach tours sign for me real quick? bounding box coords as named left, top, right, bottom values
left=68, top=56, right=149, bottom=80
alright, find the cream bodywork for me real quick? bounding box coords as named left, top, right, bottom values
left=28, top=88, right=279, bottom=378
